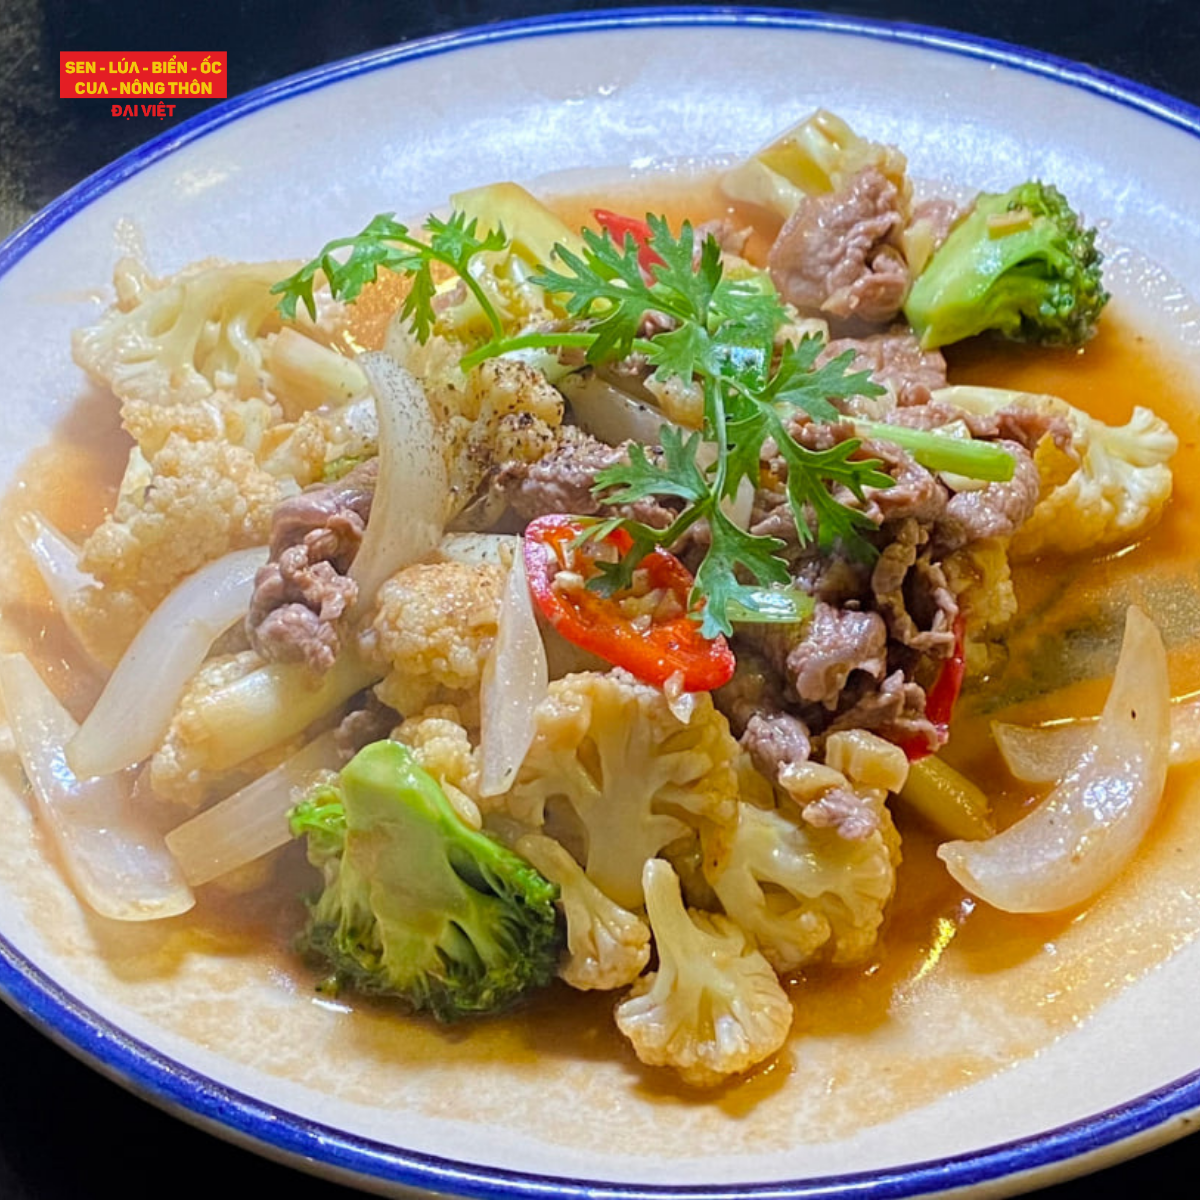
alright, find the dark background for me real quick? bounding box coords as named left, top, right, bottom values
left=2, top=1, right=1200, bottom=1196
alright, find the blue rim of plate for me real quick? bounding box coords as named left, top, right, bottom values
left=3, top=7, right=1200, bottom=1198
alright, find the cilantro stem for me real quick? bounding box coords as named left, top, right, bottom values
left=854, top=421, right=1016, bottom=482
left=451, top=269, right=506, bottom=341
left=460, top=330, right=658, bottom=372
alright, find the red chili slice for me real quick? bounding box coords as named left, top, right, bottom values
left=898, top=613, right=968, bottom=761
left=523, top=514, right=735, bottom=693
left=592, top=208, right=664, bottom=277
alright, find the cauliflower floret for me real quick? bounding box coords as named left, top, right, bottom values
left=516, top=832, right=651, bottom=991
left=393, top=704, right=484, bottom=829
left=501, top=669, right=740, bottom=910
left=614, top=858, right=793, bottom=1087
left=362, top=560, right=505, bottom=718
left=70, top=434, right=286, bottom=665
left=71, top=255, right=358, bottom=410
left=705, top=730, right=905, bottom=972
left=430, top=357, right=564, bottom=512
left=932, top=385, right=1178, bottom=559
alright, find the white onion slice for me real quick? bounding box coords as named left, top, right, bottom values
left=938, top=606, right=1170, bottom=913
left=995, top=693, right=1200, bottom=783
left=15, top=510, right=92, bottom=610
left=14, top=512, right=107, bottom=672
left=66, top=545, right=268, bottom=780
left=560, top=372, right=670, bottom=447
left=479, top=543, right=548, bottom=797
left=0, top=653, right=194, bottom=920
left=165, top=730, right=342, bottom=886
left=350, top=352, right=449, bottom=611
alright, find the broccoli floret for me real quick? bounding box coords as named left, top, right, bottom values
left=903, top=181, right=1109, bottom=350
left=289, top=738, right=562, bottom=1022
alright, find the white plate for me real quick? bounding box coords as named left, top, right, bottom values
left=2, top=9, right=1200, bottom=1198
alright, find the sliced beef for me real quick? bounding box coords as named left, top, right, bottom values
left=870, top=518, right=958, bottom=655
left=496, top=426, right=622, bottom=519
left=245, top=458, right=376, bottom=673
left=496, top=427, right=678, bottom=528
left=820, top=329, right=948, bottom=408
left=934, top=441, right=1041, bottom=551
left=741, top=710, right=813, bottom=783
left=267, top=458, right=376, bottom=559
left=854, top=443, right=948, bottom=526
left=767, top=167, right=910, bottom=326
left=800, top=785, right=881, bottom=840
left=908, top=196, right=964, bottom=259
left=886, top=400, right=1073, bottom=455
left=785, top=602, right=889, bottom=710
left=335, top=693, right=399, bottom=759
left=826, top=669, right=935, bottom=748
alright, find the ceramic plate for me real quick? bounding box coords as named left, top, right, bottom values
left=3, top=8, right=1200, bottom=1198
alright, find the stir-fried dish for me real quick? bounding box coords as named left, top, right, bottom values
left=3, top=110, right=1191, bottom=1089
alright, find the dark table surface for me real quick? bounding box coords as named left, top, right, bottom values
left=2, top=1, right=1200, bottom=1196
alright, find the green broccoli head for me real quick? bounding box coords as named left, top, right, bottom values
left=289, top=739, right=562, bottom=1022
left=903, top=181, right=1109, bottom=350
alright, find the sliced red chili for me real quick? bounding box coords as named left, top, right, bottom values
left=898, top=613, right=967, bottom=761
left=523, top=514, right=735, bottom=693
left=592, top=208, right=664, bottom=277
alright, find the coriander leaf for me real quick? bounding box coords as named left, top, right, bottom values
left=773, top=433, right=892, bottom=555
left=642, top=216, right=720, bottom=318
left=272, top=210, right=507, bottom=336
left=765, top=340, right=886, bottom=422
left=593, top=425, right=709, bottom=506
left=693, top=510, right=791, bottom=639
left=533, top=236, right=652, bottom=362
left=425, top=210, right=506, bottom=263
left=645, top=321, right=716, bottom=386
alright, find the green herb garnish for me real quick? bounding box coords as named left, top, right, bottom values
left=272, top=211, right=507, bottom=341
left=274, top=211, right=1015, bottom=637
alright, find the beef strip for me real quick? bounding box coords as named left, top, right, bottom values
left=908, top=196, right=963, bottom=252
left=245, top=458, right=376, bottom=673
left=742, top=711, right=814, bottom=783
left=801, top=786, right=881, bottom=840
left=767, top=167, right=910, bottom=326
left=825, top=669, right=935, bottom=749
left=870, top=518, right=958, bottom=655
left=715, top=653, right=814, bottom=783
left=886, top=400, right=1074, bottom=455
left=495, top=426, right=678, bottom=528
left=784, top=602, right=889, bottom=710
left=934, top=441, right=1042, bottom=551
left=820, top=329, right=948, bottom=408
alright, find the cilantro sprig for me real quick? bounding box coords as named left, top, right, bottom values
left=271, top=211, right=507, bottom=341
left=491, top=215, right=893, bottom=636
left=274, top=208, right=1015, bottom=638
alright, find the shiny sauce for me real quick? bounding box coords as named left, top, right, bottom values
left=4, top=180, right=1200, bottom=1140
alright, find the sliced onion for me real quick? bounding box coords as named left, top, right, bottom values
left=66, top=545, right=268, bottom=779
left=995, top=693, right=1200, bottom=783
left=560, top=372, right=670, bottom=447
left=14, top=512, right=107, bottom=672
left=938, top=606, right=1170, bottom=913
left=0, top=653, right=194, bottom=920
left=165, top=730, right=342, bottom=886
left=350, top=352, right=449, bottom=611
left=479, top=542, right=548, bottom=797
